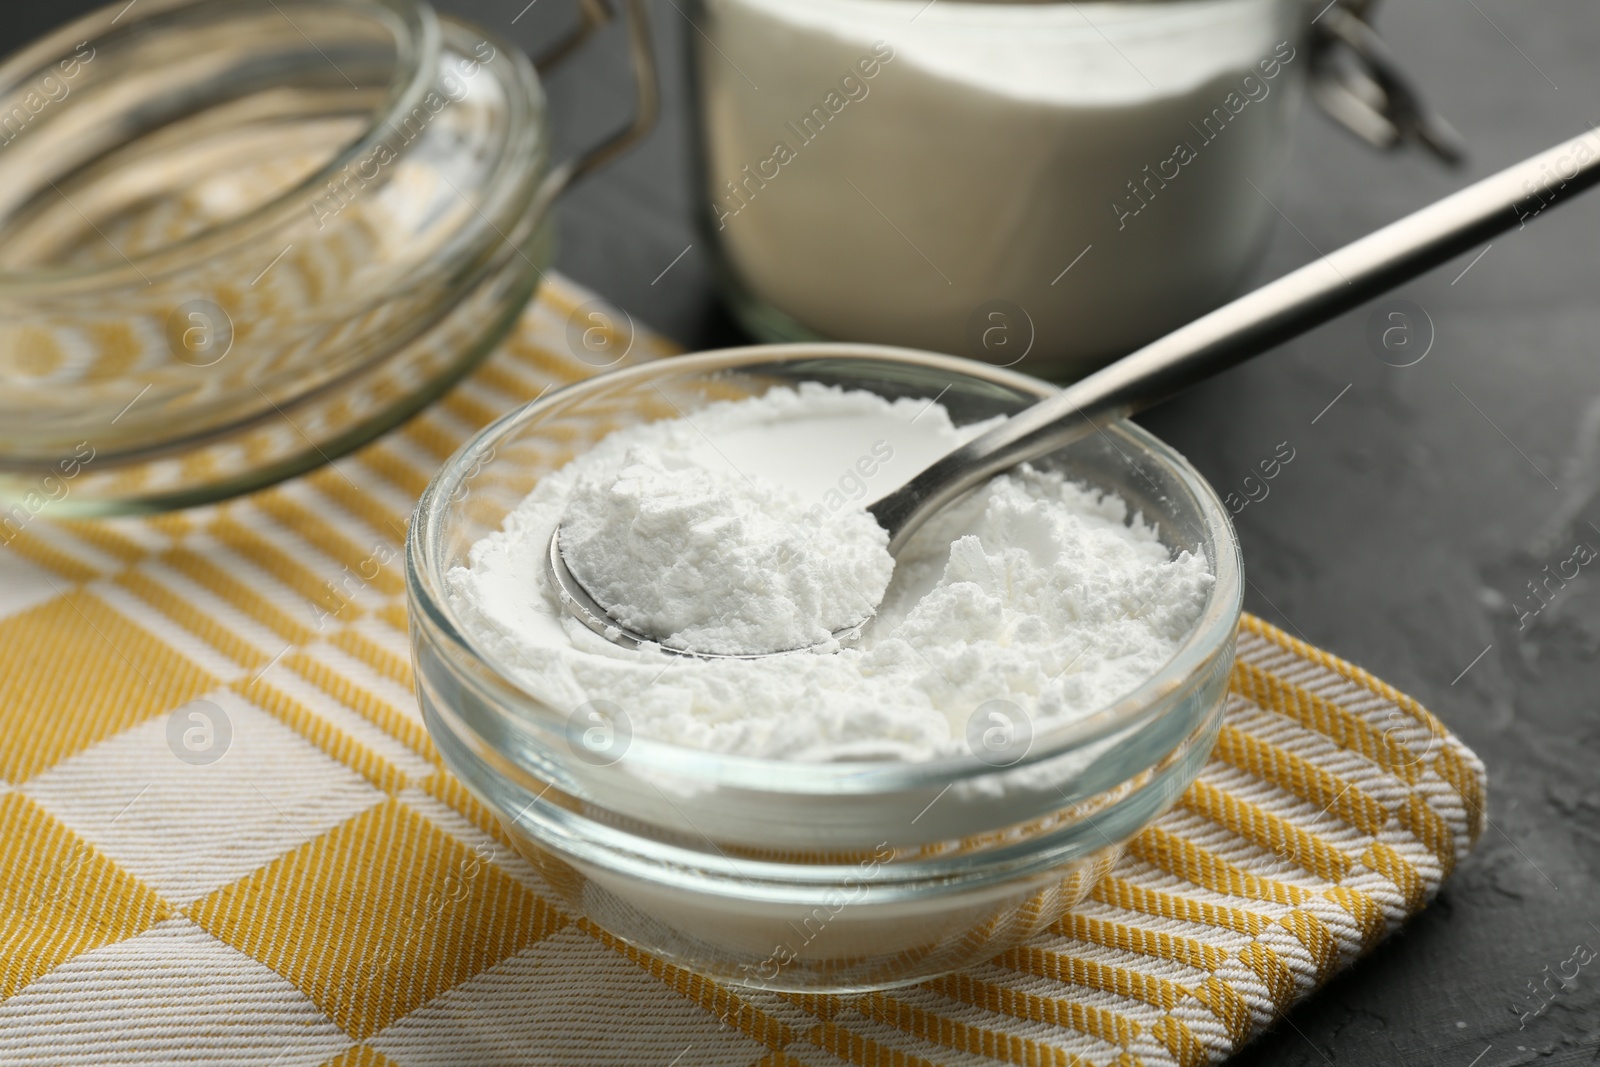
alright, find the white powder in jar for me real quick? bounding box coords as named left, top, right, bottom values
left=694, top=0, right=1304, bottom=373
left=449, top=384, right=1213, bottom=761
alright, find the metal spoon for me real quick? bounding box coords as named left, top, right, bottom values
left=551, top=130, right=1600, bottom=657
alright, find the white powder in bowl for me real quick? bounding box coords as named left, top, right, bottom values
left=559, top=446, right=894, bottom=655
left=449, top=384, right=1213, bottom=762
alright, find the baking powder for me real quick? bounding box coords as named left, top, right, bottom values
left=450, top=385, right=1213, bottom=761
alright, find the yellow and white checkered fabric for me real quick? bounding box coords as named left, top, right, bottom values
left=0, top=274, right=1486, bottom=1067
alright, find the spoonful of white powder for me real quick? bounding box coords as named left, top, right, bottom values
left=556, top=446, right=893, bottom=656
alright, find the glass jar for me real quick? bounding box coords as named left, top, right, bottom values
left=0, top=0, right=653, bottom=515
left=687, top=0, right=1452, bottom=380
left=407, top=344, right=1245, bottom=990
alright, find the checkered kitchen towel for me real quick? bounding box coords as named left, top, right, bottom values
left=0, top=274, right=1485, bottom=1067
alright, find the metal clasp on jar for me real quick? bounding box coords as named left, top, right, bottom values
left=1309, top=0, right=1467, bottom=165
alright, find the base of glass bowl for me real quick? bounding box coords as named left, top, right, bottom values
left=512, top=829, right=1126, bottom=994
left=417, top=660, right=1227, bottom=992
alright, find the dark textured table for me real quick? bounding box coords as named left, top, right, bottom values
left=16, top=0, right=1600, bottom=1062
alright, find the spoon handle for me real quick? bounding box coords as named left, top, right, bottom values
left=871, top=130, right=1600, bottom=552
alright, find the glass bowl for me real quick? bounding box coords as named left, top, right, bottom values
left=0, top=0, right=647, bottom=515
left=407, top=343, right=1244, bottom=992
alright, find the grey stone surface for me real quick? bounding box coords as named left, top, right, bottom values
left=15, top=0, right=1599, bottom=1061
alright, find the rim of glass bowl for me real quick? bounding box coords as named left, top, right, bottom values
left=408, top=343, right=1244, bottom=796
left=0, top=0, right=440, bottom=295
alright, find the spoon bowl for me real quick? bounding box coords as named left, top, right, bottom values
left=546, top=523, right=865, bottom=658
